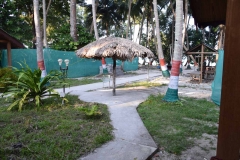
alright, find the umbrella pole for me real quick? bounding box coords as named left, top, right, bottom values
left=112, top=56, right=116, bottom=96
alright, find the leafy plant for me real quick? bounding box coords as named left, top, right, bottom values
left=0, top=67, right=17, bottom=92
left=48, top=23, right=95, bottom=51
left=78, top=105, right=102, bottom=118
left=3, top=63, right=63, bottom=111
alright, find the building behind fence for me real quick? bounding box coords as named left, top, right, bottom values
left=1, top=49, right=138, bottom=78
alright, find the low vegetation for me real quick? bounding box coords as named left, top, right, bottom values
left=117, top=81, right=163, bottom=88
left=52, top=78, right=101, bottom=89
left=137, top=94, right=219, bottom=155
left=0, top=95, right=113, bottom=159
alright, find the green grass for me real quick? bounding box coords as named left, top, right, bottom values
left=137, top=94, right=219, bottom=155
left=117, top=81, right=163, bottom=88
left=52, top=78, right=101, bottom=89
left=0, top=95, right=113, bottom=159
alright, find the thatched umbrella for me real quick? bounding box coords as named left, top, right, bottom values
left=76, top=37, right=155, bottom=96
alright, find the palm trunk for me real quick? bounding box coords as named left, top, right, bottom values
left=138, top=8, right=145, bottom=44
left=43, top=0, right=48, bottom=48
left=92, top=0, right=106, bottom=69
left=70, top=0, right=77, bottom=41
left=153, top=0, right=170, bottom=77
left=163, top=0, right=183, bottom=102
left=182, top=0, right=188, bottom=47
left=34, top=0, right=46, bottom=78
left=126, top=0, right=132, bottom=39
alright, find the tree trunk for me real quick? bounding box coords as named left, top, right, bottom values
left=126, top=0, right=132, bottom=39
left=92, top=0, right=99, bottom=39
left=138, top=7, right=146, bottom=44
left=182, top=0, right=188, bottom=47
left=32, top=16, right=36, bottom=49
left=43, top=0, right=48, bottom=48
left=163, top=0, right=183, bottom=102
left=92, top=0, right=106, bottom=69
left=33, top=0, right=46, bottom=78
left=153, top=0, right=170, bottom=77
left=70, top=0, right=77, bottom=41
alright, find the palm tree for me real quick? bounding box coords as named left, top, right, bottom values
left=163, top=0, right=183, bottom=101
left=33, top=0, right=46, bottom=78
left=70, top=0, right=77, bottom=41
left=153, top=0, right=170, bottom=77
left=92, top=0, right=107, bottom=69
left=85, top=0, right=123, bottom=37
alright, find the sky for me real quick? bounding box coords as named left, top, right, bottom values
left=85, top=0, right=91, bottom=4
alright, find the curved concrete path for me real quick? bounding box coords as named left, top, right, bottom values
left=55, top=71, right=162, bottom=160
left=79, top=88, right=158, bottom=160
left=55, top=69, right=212, bottom=160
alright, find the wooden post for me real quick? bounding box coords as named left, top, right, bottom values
left=7, top=42, right=12, bottom=66
left=112, top=56, right=116, bottom=96
left=212, top=0, right=240, bottom=159
left=200, top=44, right=204, bottom=83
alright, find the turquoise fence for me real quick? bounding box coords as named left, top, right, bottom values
left=1, top=49, right=138, bottom=78
left=211, top=49, right=224, bottom=106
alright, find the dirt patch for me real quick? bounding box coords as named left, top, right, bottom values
left=152, top=134, right=217, bottom=160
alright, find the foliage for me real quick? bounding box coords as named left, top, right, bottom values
left=117, top=80, right=163, bottom=88
left=48, top=23, right=94, bottom=51
left=3, top=63, right=63, bottom=111
left=84, top=0, right=123, bottom=36
left=0, top=67, right=17, bottom=92
left=0, top=0, right=33, bottom=47
left=1, top=0, right=71, bottom=48
left=0, top=95, right=113, bottom=159
left=78, top=105, right=102, bottom=118
left=52, top=77, right=101, bottom=89
left=138, top=94, right=219, bottom=155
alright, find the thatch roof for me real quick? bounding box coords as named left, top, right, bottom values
left=76, top=37, right=155, bottom=61
left=189, top=0, right=227, bottom=28
left=0, top=29, right=25, bottom=49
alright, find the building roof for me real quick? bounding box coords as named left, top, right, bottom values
left=185, top=43, right=217, bottom=54
left=0, top=29, right=25, bottom=49
left=189, top=0, right=227, bottom=28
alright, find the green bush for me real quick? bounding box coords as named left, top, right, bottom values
left=48, top=23, right=95, bottom=51
left=0, top=67, right=17, bottom=92
left=3, top=63, right=64, bottom=111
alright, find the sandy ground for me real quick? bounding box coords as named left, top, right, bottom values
left=132, top=66, right=218, bottom=160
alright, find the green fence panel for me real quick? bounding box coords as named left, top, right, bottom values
left=2, top=49, right=38, bottom=69
left=211, top=49, right=224, bottom=106
left=1, top=49, right=138, bottom=78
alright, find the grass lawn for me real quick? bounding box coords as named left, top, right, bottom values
left=0, top=95, right=113, bottom=159
left=117, top=81, right=163, bottom=88
left=137, top=94, right=219, bottom=155
left=52, top=78, right=102, bottom=89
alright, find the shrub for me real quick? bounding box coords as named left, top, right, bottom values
left=3, top=63, right=64, bottom=111
left=0, top=67, right=17, bottom=92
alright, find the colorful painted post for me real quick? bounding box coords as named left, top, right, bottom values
left=160, top=59, right=170, bottom=77
left=163, top=60, right=181, bottom=101
left=101, top=58, right=107, bottom=69
left=37, top=60, right=47, bottom=78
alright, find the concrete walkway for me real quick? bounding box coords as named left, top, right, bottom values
left=55, top=71, right=162, bottom=160
left=56, top=69, right=212, bottom=160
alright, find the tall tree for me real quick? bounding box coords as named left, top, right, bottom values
left=70, top=0, right=77, bottom=41
left=163, top=0, right=183, bottom=101
left=43, top=0, right=48, bottom=47
left=84, top=0, right=123, bottom=37
left=33, top=0, right=46, bottom=78
left=92, top=0, right=106, bottom=69
left=153, top=0, right=170, bottom=77
left=92, top=0, right=99, bottom=39
left=126, top=0, right=132, bottom=39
